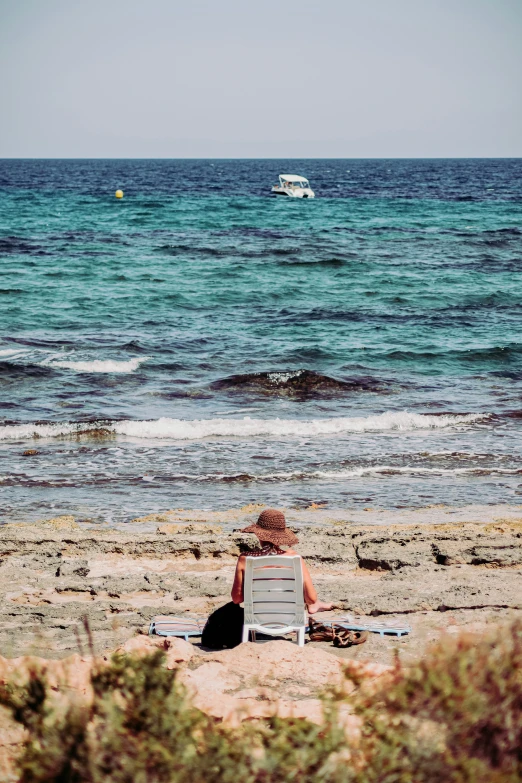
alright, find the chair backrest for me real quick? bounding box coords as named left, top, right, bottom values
left=243, top=555, right=306, bottom=629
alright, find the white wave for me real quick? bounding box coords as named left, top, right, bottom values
left=0, top=410, right=486, bottom=442
left=111, top=411, right=484, bottom=439
left=168, top=464, right=522, bottom=482
left=0, top=348, right=30, bottom=357
left=255, top=465, right=521, bottom=481
left=42, top=357, right=149, bottom=373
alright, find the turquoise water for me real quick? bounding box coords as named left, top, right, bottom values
left=0, top=159, right=521, bottom=523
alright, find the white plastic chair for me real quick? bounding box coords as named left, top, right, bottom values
left=241, top=555, right=307, bottom=647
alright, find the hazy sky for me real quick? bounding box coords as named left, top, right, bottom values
left=1, top=0, right=521, bottom=157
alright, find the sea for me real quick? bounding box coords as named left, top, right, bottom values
left=0, top=158, right=521, bottom=524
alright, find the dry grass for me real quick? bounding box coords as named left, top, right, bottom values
left=0, top=621, right=520, bottom=783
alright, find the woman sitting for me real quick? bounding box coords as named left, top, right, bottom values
left=202, top=508, right=333, bottom=649
left=232, top=508, right=333, bottom=614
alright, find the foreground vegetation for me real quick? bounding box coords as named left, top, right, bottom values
left=1, top=621, right=521, bottom=783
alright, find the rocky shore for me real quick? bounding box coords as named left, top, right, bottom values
left=0, top=504, right=520, bottom=665
left=0, top=502, right=520, bottom=779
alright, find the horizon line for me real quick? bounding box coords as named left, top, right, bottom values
left=1, top=156, right=521, bottom=161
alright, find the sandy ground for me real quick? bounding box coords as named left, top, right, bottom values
left=0, top=503, right=520, bottom=665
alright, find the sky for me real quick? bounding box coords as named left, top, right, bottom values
left=1, top=0, right=521, bottom=158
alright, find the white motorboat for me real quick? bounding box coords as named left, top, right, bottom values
left=271, top=174, right=315, bottom=198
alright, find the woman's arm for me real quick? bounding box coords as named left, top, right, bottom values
left=301, top=557, right=333, bottom=614
left=301, top=558, right=318, bottom=605
left=231, top=555, right=246, bottom=604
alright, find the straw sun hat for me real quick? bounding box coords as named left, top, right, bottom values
left=241, top=508, right=298, bottom=547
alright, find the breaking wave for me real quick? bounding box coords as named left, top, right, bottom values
left=0, top=410, right=486, bottom=442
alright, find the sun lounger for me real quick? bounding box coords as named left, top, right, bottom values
left=320, top=615, right=411, bottom=638
left=148, top=615, right=205, bottom=642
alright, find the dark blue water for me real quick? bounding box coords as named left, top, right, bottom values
left=1, top=159, right=521, bottom=523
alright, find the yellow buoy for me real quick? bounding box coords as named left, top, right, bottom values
left=115, top=189, right=124, bottom=199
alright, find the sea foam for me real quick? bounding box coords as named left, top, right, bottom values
left=42, top=357, right=149, bottom=373
left=0, top=348, right=30, bottom=357
left=147, top=464, right=521, bottom=483
left=0, top=410, right=485, bottom=442
left=248, top=464, right=521, bottom=481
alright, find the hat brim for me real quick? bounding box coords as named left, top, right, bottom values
left=240, top=523, right=298, bottom=546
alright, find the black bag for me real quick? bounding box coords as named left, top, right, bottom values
left=201, top=601, right=244, bottom=649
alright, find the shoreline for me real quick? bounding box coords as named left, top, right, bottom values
left=4, top=501, right=522, bottom=531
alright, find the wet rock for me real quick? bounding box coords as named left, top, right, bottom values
left=22, top=449, right=39, bottom=456
left=73, top=427, right=114, bottom=440
left=209, top=369, right=389, bottom=398
left=220, top=474, right=253, bottom=483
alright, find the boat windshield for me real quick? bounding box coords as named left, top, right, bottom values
left=283, top=180, right=309, bottom=188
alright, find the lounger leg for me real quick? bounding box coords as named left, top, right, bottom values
left=241, top=626, right=250, bottom=643
left=297, top=627, right=305, bottom=647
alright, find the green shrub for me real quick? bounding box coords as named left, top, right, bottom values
left=0, top=621, right=520, bottom=783
left=350, top=619, right=522, bottom=783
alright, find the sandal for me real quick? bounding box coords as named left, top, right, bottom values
left=308, top=618, right=335, bottom=642
left=333, top=628, right=369, bottom=648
